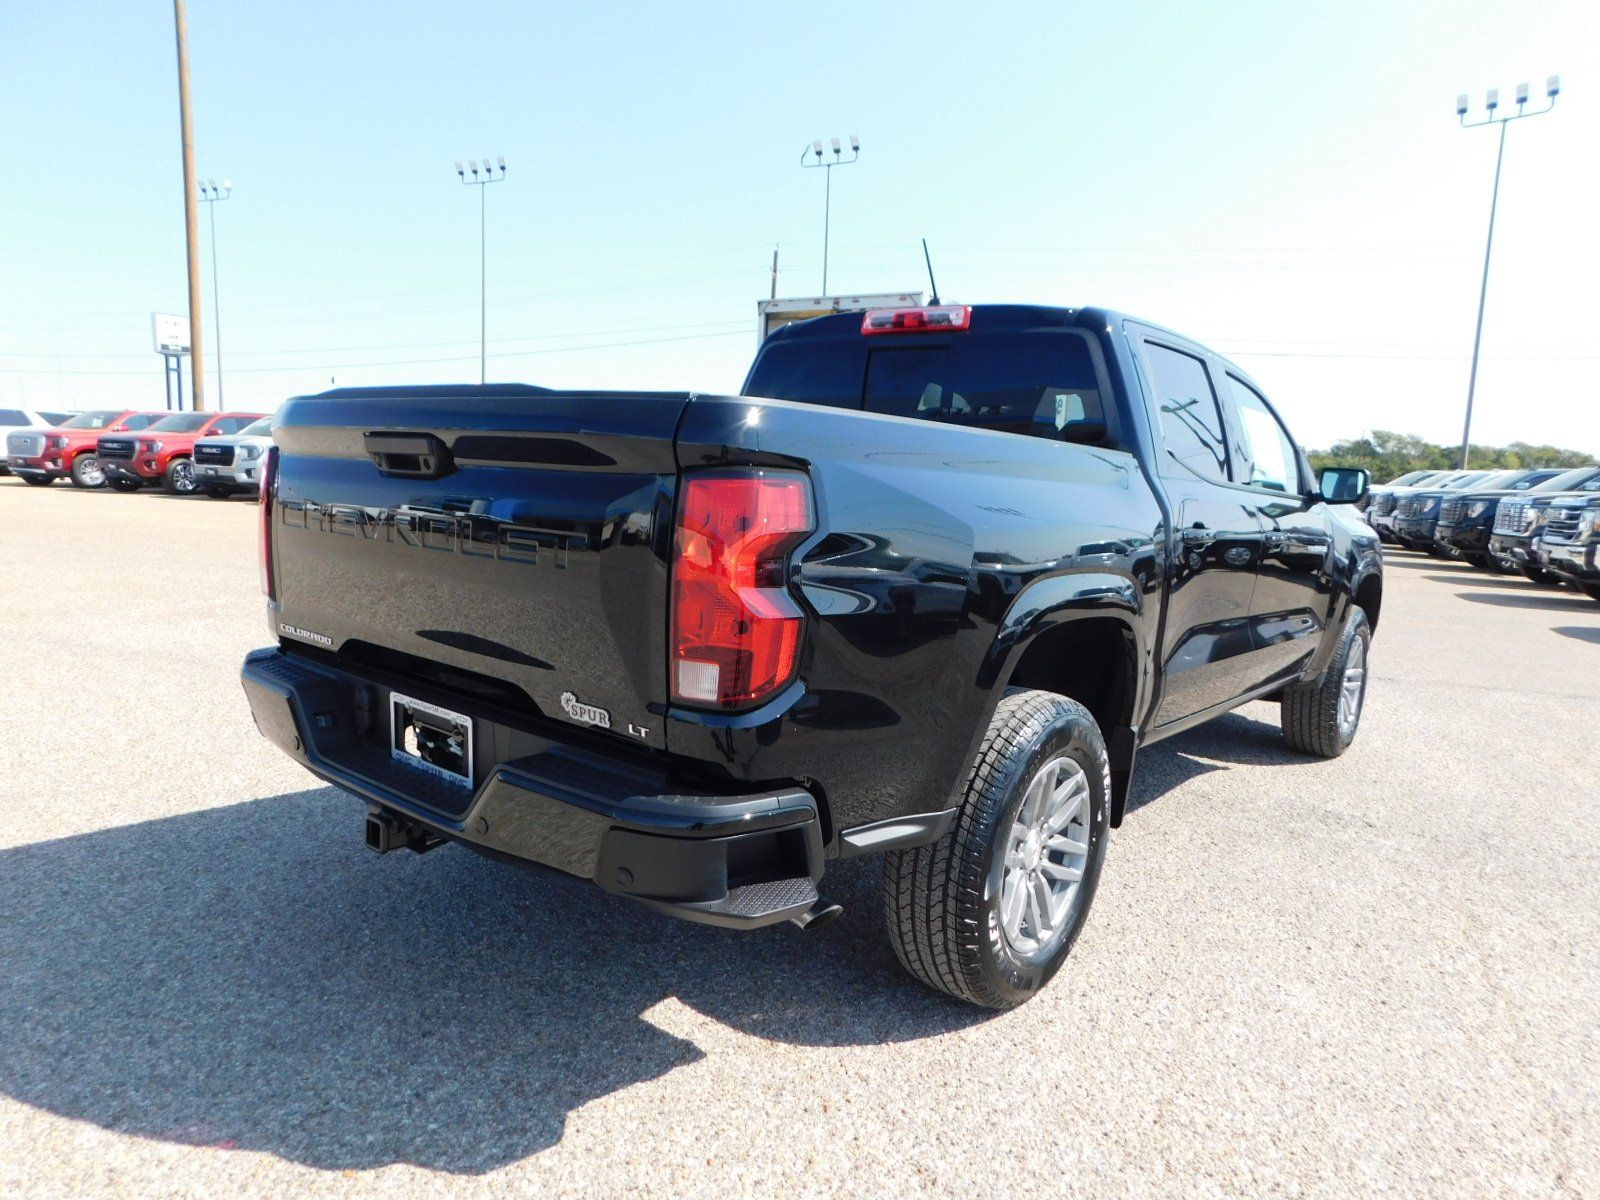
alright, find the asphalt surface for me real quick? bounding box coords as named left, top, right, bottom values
left=1, top=477, right=1597, bottom=1199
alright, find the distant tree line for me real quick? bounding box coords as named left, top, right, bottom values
left=1307, top=430, right=1595, bottom=481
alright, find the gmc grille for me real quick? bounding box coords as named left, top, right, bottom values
left=1494, top=501, right=1533, bottom=535
left=98, top=439, right=134, bottom=461
left=1543, top=509, right=1583, bottom=542
left=7, top=432, right=44, bottom=457
left=1370, top=493, right=1397, bottom=517
left=194, top=443, right=235, bottom=466
left=1439, top=499, right=1466, bottom=525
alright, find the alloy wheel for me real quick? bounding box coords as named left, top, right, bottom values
left=999, top=754, right=1091, bottom=957
left=1338, top=634, right=1368, bottom=736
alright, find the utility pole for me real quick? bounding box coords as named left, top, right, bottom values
left=172, top=0, right=206, bottom=410
left=455, top=158, right=507, bottom=384
left=1454, top=76, right=1559, bottom=467
left=800, top=135, right=860, bottom=293
left=200, top=180, right=232, bottom=408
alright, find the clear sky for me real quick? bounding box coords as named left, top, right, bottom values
left=2, top=1, right=1596, bottom=454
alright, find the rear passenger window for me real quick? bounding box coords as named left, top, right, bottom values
left=1225, top=375, right=1302, bottom=493
left=0, top=410, right=26, bottom=424
left=1144, top=343, right=1229, bottom=483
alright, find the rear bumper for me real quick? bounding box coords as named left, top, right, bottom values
left=240, top=647, right=827, bottom=929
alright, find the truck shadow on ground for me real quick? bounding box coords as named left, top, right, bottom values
left=0, top=715, right=1306, bottom=1175
left=1553, top=625, right=1600, bottom=645
left=0, top=789, right=981, bottom=1175
left=1122, top=708, right=1302, bottom=817
left=1455, top=589, right=1599, bottom=613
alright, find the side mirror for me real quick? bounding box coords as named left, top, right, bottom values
left=1318, top=466, right=1370, bottom=505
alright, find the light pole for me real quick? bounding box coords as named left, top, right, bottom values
left=800, top=135, right=859, bottom=294
left=456, top=157, right=507, bottom=384
left=1454, top=77, right=1559, bottom=468
left=199, top=179, right=232, bottom=408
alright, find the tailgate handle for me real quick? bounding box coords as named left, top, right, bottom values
left=364, top=432, right=454, bottom=479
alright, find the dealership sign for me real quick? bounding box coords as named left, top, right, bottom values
left=151, top=312, right=191, bottom=356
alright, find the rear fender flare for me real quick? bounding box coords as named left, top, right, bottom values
left=966, top=571, right=1147, bottom=823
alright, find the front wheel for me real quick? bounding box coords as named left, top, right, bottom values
left=1281, top=608, right=1371, bottom=758
left=107, top=477, right=143, bottom=493
left=883, top=689, right=1110, bottom=1010
left=200, top=485, right=233, bottom=499
left=70, top=454, right=106, bottom=488
left=21, top=474, right=55, bottom=487
left=1582, top=583, right=1600, bottom=604
left=162, top=458, right=197, bottom=495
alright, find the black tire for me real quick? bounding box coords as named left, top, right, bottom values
left=200, top=485, right=233, bottom=499
left=883, top=688, right=1111, bottom=1010
left=162, top=458, right=197, bottom=495
left=1464, top=552, right=1490, bottom=570
left=1582, top=583, right=1600, bottom=604
left=107, top=477, right=143, bottom=493
left=21, top=474, right=55, bottom=487
left=1482, top=553, right=1513, bottom=575
left=1281, top=609, right=1371, bottom=758
left=70, top=454, right=106, bottom=489
left=1518, top=563, right=1564, bottom=587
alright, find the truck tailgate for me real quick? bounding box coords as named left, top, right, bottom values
left=268, top=386, right=686, bottom=750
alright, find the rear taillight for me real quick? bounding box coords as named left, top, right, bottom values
left=861, top=304, right=972, bottom=335
left=671, top=470, right=814, bottom=709
left=259, top=445, right=278, bottom=599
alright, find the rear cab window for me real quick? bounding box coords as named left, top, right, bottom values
left=744, top=318, right=1116, bottom=447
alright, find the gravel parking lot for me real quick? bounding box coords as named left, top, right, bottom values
left=1, top=478, right=1596, bottom=1199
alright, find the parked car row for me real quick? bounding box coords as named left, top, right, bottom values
left=5, top=409, right=268, bottom=496
left=1366, top=465, right=1600, bottom=602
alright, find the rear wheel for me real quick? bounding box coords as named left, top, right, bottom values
left=162, top=458, right=197, bottom=495
left=1281, top=609, right=1371, bottom=758
left=21, top=474, right=54, bottom=487
left=883, top=688, right=1110, bottom=1010
left=70, top=454, right=106, bottom=488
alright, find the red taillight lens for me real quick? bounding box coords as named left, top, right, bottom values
left=861, top=304, right=972, bottom=335
left=671, top=471, right=814, bottom=709
left=259, top=445, right=278, bottom=600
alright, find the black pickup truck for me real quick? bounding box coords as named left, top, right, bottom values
left=242, top=303, right=1381, bottom=1009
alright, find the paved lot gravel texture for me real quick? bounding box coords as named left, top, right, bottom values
left=1, top=477, right=1597, bottom=1200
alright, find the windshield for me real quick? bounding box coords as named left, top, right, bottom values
left=1442, top=472, right=1492, bottom=489
left=1385, top=470, right=1432, bottom=486
left=145, top=412, right=212, bottom=433
left=240, top=417, right=273, bottom=436
left=61, top=410, right=126, bottom=430
left=1536, top=467, right=1600, bottom=492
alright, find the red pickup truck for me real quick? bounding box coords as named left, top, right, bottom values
left=97, top=411, right=266, bottom=495
left=6, top=409, right=167, bottom=488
